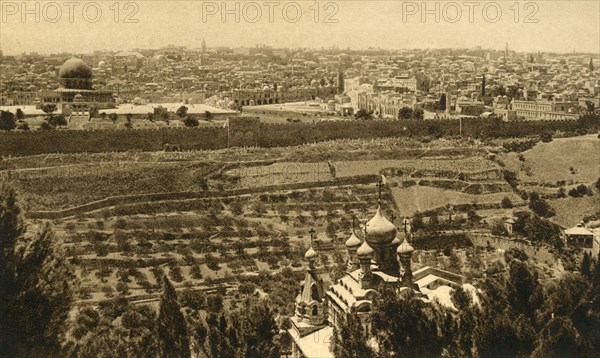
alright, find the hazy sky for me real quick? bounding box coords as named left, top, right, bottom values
left=1, top=0, right=599, bottom=55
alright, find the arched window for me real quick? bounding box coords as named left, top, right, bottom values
left=312, top=305, right=318, bottom=316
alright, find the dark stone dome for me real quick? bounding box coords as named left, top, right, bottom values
left=59, top=58, right=92, bottom=79
left=58, top=58, right=93, bottom=89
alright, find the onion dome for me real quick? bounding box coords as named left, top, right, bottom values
left=357, top=241, right=374, bottom=258
left=365, top=206, right=397, bottom=245
left=345, top=232, right=362, bottom=248
left=305, top=246, right=317, bottom=260
left=397, top=240, right=414, bottom=255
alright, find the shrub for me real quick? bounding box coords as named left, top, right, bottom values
left=501, top=197, right=513, bottom=208
left=568, top=184, right=591, bottom=198
left=183, top=117, right=199, bottom=127
left=503, top=170, right=518, bottom=188
left=491, top=220, right=507, bottom=236
left=540, top=132, right=553, bottom=143
left=168, top=264, right=184, bottom=282
left=116, top=282, right=130, bottom=296
left=190, top=265, right=202, bottom=279
left=528, top=192, right=555, bottom=217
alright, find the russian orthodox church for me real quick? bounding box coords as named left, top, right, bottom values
left=288, top=191, right=474, bottom=358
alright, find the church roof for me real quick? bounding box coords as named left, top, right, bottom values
left=297, top=269, right=328, bottom=305
left=289, top=326, right=334, bottom=358
left=365, top=205, right=396, bottom=245
left=357, top=241, right=374, bottom=257
left=304, top=246, right=317, bottom=260
left=345, top=232, right=361, bottom=248
left=397, top=240, right=414, bottom=254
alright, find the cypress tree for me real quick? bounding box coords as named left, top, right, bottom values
left=581, top=252, right=592, bottom=279
left=481, top=75, right=486, bottom=97
left=439, top=94, right=447, bottom=111
left=157, top=276, right=191, bottom=358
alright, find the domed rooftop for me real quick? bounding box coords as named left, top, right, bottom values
left=305, top=246, right=317, bottom=260
left=397, top=240, right=414, bottom=255
left=357, top=241, right=374, bottom=258
left=59, top=58, right=93, bottom=79
left=365, top=206, right=396, bottom=245
left=345, top=232, right=361, bottom=248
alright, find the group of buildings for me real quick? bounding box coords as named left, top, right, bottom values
left=288, top=193, right=475, bottom=358
left=1, top=46, right=598, bottom=124
left=343, top=49, right=598, bottom=121
left=0, top=44, right=343, bottom=113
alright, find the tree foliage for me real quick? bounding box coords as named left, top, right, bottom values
left=373, top=289, right=444, bottom=357
left=0, top=110, right=16, bottom=131
left=0, top=185, right=76, bottom=357
left=333, top=313, right=373, bottom=358
left=65, top=302, right=159, bottom=358
left=157, top=276, right=191, bottom=358
left=354, top=109, right=373, bottom=120
left=176, top=106, right=188, bottom=118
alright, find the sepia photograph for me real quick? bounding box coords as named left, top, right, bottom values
left=0, top=1, right=599, bottom=357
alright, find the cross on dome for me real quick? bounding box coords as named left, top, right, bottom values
left=309, top=228, right=316, bottom=244
left=375, top=180, right=384, bottom=203
left=402, top=218, right=411, bottom=235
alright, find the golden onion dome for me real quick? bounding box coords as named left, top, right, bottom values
left=365, top=206, right=396, bottom=245
left=345, top=232, right=362, bottom=248
left=357, top=241, right=374, bottom=258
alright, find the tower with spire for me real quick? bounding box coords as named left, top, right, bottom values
left=288, top=229, right=332, bottom=358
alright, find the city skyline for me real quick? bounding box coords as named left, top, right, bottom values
left=1, top=0, right=599, bottom=55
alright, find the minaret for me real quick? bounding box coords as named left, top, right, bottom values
left=200, top=38, right=207, bottom=66
left=481, top=74, right=486, bottom=97
left=345, top=216, right=362, bottom=272
left=337, top=69, right=345, bottom=94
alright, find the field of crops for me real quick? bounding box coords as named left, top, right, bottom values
left=6, top=161, right=222, bottom=211
left=391, top=185, right=521, bottom=217
left=334, top=157, right=499, bottom=178
left=222, top=156, right=500, bottom=188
